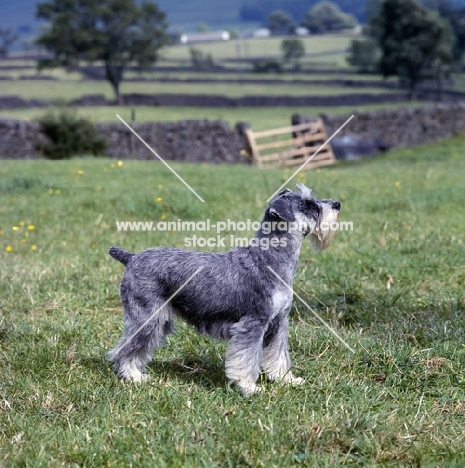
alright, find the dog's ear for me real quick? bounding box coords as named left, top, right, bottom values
left=278, top=188, right=292, bottom=196
left=267, top=196, right=296, bottom=222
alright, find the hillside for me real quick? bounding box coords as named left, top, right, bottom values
left=2, top=0, right=463, bottom=41
left=2, top=0, right=369, bottom=35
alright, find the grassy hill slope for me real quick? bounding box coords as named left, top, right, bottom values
left=2, top=0, right=367, bottom=34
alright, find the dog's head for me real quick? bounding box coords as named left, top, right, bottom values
left=265, top=184, right=340, bottom=251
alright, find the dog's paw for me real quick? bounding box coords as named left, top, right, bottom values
left=287, top=376, right=305, bottom=386
left=238, top=382, right=263, bottom=397
left=282, top=373, right=305, bottom=386
left=136, top=373, right=151, bottom=383
left=121, top=372, right=150, bottom=384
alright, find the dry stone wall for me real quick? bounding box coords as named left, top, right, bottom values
left=96, top=120, right=249, bottom=163
left=0, top=117, right=250, bottom=162
left=1, top=103, right=465, bottom=161
left=321, top=104, right=465, bottom=150
left=0, top=118, right=49, bottom=159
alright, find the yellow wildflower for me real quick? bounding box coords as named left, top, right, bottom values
left=28, top=225, right=35, bottom=230
left=155, top=197, right=162, bottom=202
left=6, top=246, right=13, bottom=252
left=31, top=245, right=37, bottom=251
left=117, top=161, right=123, bottom=167
left=12, top=226, right=19, bottom=231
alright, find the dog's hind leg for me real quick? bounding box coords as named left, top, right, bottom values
left=262, top=314, right=304, bottom=386
left=108, top=293, right=173, bottom=382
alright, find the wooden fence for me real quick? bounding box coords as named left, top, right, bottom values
left=244, top=118, right=335, bottom=169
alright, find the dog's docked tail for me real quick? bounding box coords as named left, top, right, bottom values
left=108, top=246, right=134, bottom=266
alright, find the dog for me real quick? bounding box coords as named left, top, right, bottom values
left=108, top=184, right=340, bottom=396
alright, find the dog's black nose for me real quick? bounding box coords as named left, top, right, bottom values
left=332, top=201, right=341, bottom=211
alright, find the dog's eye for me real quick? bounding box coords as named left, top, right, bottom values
left=304, top=200, right=318, bottom=210
left=302, top=200, right=320, bottom=219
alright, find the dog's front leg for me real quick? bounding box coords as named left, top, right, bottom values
left=225, top=317, right=267, bottom=397
left=262, top=314, right=304, bottom=386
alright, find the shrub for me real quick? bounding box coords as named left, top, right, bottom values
left=346, top=38, right=381, bottom=73
left=281, top=38, right=305, bottom=70
left=37, top=108, right=107, bottom=159
left=189, top=47, right=215, bottom=71
left=252, top=59, right=282, bottom=73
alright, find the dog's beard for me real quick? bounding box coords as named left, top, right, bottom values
left=309, top=207, right=339, bottom=252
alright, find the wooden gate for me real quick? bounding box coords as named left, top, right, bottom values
left=245, top=118, right=335, bottom=169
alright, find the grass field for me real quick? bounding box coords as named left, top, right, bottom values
left=1, top=135, right=465, bottom=465
left=1, top=33, right=356, bottom=77
left=0, top=30, right=435, bottom=133
left=0, top=69, right=386, bottom=82
left=164, top=35, right=356, bottom=62
left=0, top=102, right=424, bottom=132
left=0, top=78, right=397, bottom=104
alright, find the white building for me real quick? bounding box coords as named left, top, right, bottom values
left=180, top=31, right=230, bottom=44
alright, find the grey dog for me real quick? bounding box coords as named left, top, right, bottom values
left=108, top=184, right=340, bottom=396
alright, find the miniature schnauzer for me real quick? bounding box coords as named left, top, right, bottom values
left=108, top=184, right=340, bottom=396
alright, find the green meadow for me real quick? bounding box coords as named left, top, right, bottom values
left=164, top=34, right=357, bottom=68
left=1, top=134, right=464, bottom=465
left=1, top=102, right=422, bottom=132
left=0, top=78, right=396, bottom=102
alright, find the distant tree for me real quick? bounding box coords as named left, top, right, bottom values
left=36, top=0, right=170, bottom=104
left=368, top=0, right=453, bottom=99
left=227, top=28, right=240, bottom=40
left=268, top=10, right=294, bottom=36
left=422, top=0, right=451, bottom=11
left=364, top=0, right=384, bottom=36
left=444, top=8, right=465, bottom=62
left=302, top=1, right=357, bottom=34
left=189, top=47, right=215, bottom=71
left=423, top=0, right=465, bottom=62
left=0, top=28, right=19, bottom=56
left=346, top=38, right=380, bottom=72
left=346, top=0, right=384, bottom=73
left=240, top=0, right=367, bottom=25
left=281, top=38, right=305, bottom=69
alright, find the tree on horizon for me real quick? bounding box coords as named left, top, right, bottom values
left=36, top=0, right=170, bottom=104
left=367, top=0, right=453, bottom=99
